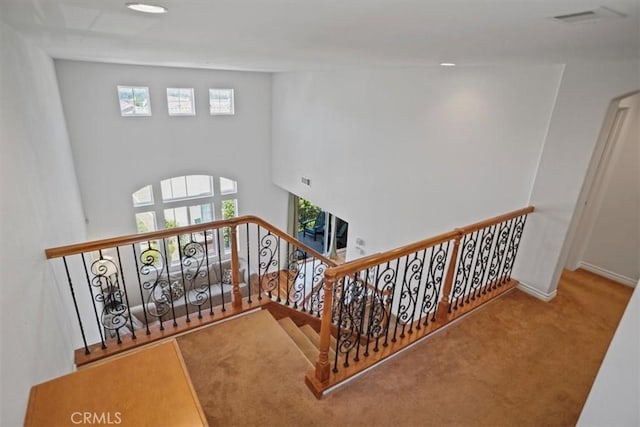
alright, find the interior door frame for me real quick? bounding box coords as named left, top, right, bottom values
left=565, top=90, right=640, bottom=271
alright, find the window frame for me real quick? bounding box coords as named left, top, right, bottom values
left=132, top=175, right=239, bottom=259
left=117, top=85, right=152, bottom=117
left=132, top=184, right=155, bottom=207
left=208, top=88, right=235, bottom=116
left=166, top=87, right=196, bottom=116
left=160, top=175, right=215, bottom=203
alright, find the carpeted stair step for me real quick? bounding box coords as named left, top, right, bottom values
left=277, top=317, right=319, bottom=366
left=299, top=324, right=336, bottom=361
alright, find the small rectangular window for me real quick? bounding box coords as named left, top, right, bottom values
left=221, top=199, right=237, bottom=220
left=189, top=204, right=214, bottom=224
left=164, top=206, right=189, bottom=228
left=132, top=185, right=154, bottom=207
left=118, top=86, right=151, bottom=116
left=164, top=203, right=214, bottom=228
left=161, top=175, right=214, bottom=202
left=219, top=177, right=237, bottom=195
left=135, top=211, right=157, bottom=233
left=221, top=199, right=238, bottom=252
left=167, top=88, right=195, bottom=116
left=209, top=88, right=234, bottom=115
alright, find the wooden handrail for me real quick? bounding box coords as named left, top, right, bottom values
left=458, top=206, right=534, bottom=235
left=310, top=205, right=535, bottom=396
left=324, top=206, right=534, bottom=279
left=45, top=215, right=337, bottom=267
left=324, top=231, right=459, bottom=279
left=45, top=216, right=249, bottom=258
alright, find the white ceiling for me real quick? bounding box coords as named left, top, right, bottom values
left=1, top=0, right=639, bottom=71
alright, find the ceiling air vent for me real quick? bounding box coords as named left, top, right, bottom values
left=552, top=6, right=626, bottom=24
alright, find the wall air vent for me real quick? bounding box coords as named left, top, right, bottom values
left=552, top=6, right=626, bottom=24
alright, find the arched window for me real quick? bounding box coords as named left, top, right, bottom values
left=132, top=174, right=238, bottom=257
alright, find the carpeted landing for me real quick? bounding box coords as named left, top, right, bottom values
left=176, top=269, right=633, bottom=427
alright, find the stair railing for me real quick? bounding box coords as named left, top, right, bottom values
left=45, top=215, right=336, bottom=366
left=307, top=206, right=534, bottom=397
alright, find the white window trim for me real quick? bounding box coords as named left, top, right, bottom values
left=166, top=87, right=196, bottom=117
left=133, top=175, right=239, bottom=238
left=117, top=85, right=152, bottom=117
left=209, top=88, right=235, bottom=116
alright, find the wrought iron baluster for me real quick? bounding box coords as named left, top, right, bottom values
left=486, top=221, right=511, bottom=291
left=338, top=274, right=362, bottom=368
left=428, top=241, right=449, bottom=323
left=185, top=232, right=208, bottom=319
left=139, top=240, right=167, bottom=331
left=405, top=253, right=422, bottom=336
left=92, top=249, right=124, bottom=344
left=468, top=231, right=483, bottom=301
left=161, top=238, right=178, bottom=327
left=216, top=227, right=226, bottom=312
left=371, top=263, right=383, bottom=353
left=63, top=256, right=90, bottom=354
left=285, top=241, right=291, bottom=306
left=353, top=270, right=368, bottom=362
left=411, top=248, right=428, bottom=332
left=457, top=233, right=476, bottom=308
left=287, top=246, right=306, bottom=309
left=276, top=236, right=282, bottom=303
left=392, top=255, right=411, bottom=341
left=246, top=223, right=252, bottom=303
left=303, top=256, right=316, bottom=313
left=115, top=247, right=136, bottom=340
left=451, top=233, right=469, bottom=310
left=470, top=226, right=492, bottom=297
left=132, top=244, right=151, bottom=334
left=332, top=277, right=346, bottom=373
left=399, top=253, right=419, bottom=338
left=496, top=219, right=516, bottom=286
left=203, top=229, right=214, bottom=316
left=463, top=231, right=480, bottom=304
left=80, top=253, right=106, bottom=349
left=420, top=246, right=436, bottom=327
left=312, top=260, right=326, bottom=317
left=479, top=225, right=497, bottom=295
left=257, top=225, right=263, bottom=299
left=258, top=230, right=279, bottom=300
left=364, top=264, right=381, bottom=356
left=502, top=215, right=529, bottom=283
left=177, top=234, right=191, bottom=323
left=383, top=259, right=399, bottom=347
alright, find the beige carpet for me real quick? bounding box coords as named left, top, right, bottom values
left=176, top=269, right=632, bottom=426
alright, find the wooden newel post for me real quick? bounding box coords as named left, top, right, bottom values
left=436, top=229, right=463, bottom=321
left=315, top=274, right=335, bottom=384
left=230, top=225, right=243, bottom=310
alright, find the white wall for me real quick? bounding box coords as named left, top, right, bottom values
left=580, top=94, right=639, bottom=286
left=517, top=60, right=640, bottom=297
left=55, top=60, right=288, bottom=241
left=577, top=281, right=639, bottom=426
left=0, top=23, right=87, bottom=426
left=272, top=66, right=563, bottom=262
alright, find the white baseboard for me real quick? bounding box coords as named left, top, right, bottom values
left=578, top=262, right=637, bottom=288
left=516, top=281, right=558, bottom=302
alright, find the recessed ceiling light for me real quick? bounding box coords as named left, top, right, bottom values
left=440, top=62, right=456, bottom=67
left=126, top=3, right=168, bottom=14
